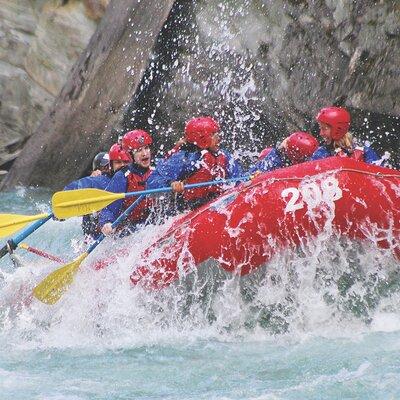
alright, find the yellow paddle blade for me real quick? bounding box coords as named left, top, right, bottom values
left=32, top=252, right=88, bottom=305
left=52, top=188, right=124, bottom=219
left=0, top=213, right=49, bottom=238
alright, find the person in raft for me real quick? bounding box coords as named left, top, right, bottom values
left=310, top=106, right=380, bottom=163
left=100, top=129, right=154, bottom=236
left=249, top=131, right=319, bottom=174
left=64, top=145, right=132, bottom=240
left=146, top=116, right=243, bottom=212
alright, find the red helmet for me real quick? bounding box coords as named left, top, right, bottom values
left=316, top=106, right=351, bottom=140
left=284, top=131, right=318, bottom=164
left=122, top=130, right=153, bottom=151
left=184, top=116, right=220, bottom=149
left=258, top=147, right=273, bottom=160
left=108, top=143, right=132, bottom=162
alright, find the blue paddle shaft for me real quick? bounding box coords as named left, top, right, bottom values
left=123, top=176, right=249, bottom=199
left=86, top=196, right=144, bottom=255
left=85, top=175, right=250, bottom=256
left=0, top=214, right=53, bottom=259
left=12, top=214, right=53, bottom=245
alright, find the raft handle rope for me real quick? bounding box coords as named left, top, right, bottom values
left=254, top=167, right=400, bottom=185
left=149, top=166, right=400, bottom=247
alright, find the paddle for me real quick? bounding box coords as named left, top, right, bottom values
left=0, top=214, right=53, bottom=259
left=52, top=175, right=250, bottom=219
left=33, top=195, right=145, bottom=305
left=18, top=243, right=65, bottom=264
left=0, top=213, right=50, bottom=239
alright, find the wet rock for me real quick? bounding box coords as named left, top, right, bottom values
left=1, top=0, right=177, bottom=189
left=128, top=0, right=399, bottom=164
left=1, top=0, right=399, bottom=189
left=0, top=0, right=107, bottom=169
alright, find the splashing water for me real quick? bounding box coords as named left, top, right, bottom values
left=1, top=188, right=400, bottom=399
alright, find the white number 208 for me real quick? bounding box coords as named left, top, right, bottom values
left=281, top=176, right=342, bottom=213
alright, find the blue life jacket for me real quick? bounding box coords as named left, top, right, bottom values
left=310, top=144, right=380, bottom=164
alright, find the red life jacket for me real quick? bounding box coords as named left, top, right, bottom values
left=183, top=150, right=228, bottom=202
left=123, top=168, right=152, bottom=222
left=335, top=146, right=364, bottom=161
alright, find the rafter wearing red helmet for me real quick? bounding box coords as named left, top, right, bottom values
left=63, top=145, right=130, bottom=241
left=100, top=129, right=154, bottom=236
left=147, top=116, right=243, bottom=212
left=249, top=132, right=318, bottom=175
left=310, top=106, right=380, bottom=164
left=108, top=143, right=132, bottom=171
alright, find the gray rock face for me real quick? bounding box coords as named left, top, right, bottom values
left=129, top=0, right=399, bottom=163
left=1, top=0, right=399, bottom=189
left=1, top=0, right=177, bottom=190
left=0, top=0, right=106, bottom=172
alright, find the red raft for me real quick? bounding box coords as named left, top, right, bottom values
left=129, top=157, right=400, bottom=290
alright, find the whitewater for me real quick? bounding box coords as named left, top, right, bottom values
left=1, top=187, right=400, bottom=399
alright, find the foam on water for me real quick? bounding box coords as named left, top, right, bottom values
left=1, top=188, right=400, bottom=399
left=1, top=211, right=399, bottom=350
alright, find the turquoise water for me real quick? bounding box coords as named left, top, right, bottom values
left=1, top=188, right=400, bottom=399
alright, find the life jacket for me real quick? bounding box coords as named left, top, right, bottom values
left=183, top=150, right=228, bottom=202
left=335, top=146, right=364, bottom=161
left=123, top=167, right=152, bottom=222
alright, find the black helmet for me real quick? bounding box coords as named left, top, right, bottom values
left=92, top=152, right=110, bottom=171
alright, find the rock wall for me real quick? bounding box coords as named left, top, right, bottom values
left=125, top=0, right=399, bottom=165
left=1, top=0, right=399, bottom=189
left=1, top=0, right=177, bottom=189
left=0, top=0, right=107, bottom=172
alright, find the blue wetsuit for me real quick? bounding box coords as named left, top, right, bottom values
left=99, top=164, right=150, bottom=228
left=147, top=148, right=243, bottom=211
left=64, top=174, right=111, bottom=239
left=310, top=144, right=380, bottom=164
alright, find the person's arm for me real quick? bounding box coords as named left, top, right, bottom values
left=146, top=152, right=189, bottom=190
left=63, top=176, right=99, bottom=190
left=309, top=146, right=331, bottom=161
left=99, top=171, right=127, bottom=229
left=165, top=137, right=186, bottom=159
left=363, top=145, right=380, bottom=164
left=249, top=148, right=283, bottom=174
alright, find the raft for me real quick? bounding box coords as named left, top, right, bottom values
left=128, top=157, right=400, bottom=290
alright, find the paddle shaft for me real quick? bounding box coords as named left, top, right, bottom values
left=81, top=175, right=246, bottom=260
left=85, top=195, right=145, bottom=256
left=0, top=214, right=53, bottom=259
left=19, top=243, right=64, bottom=264
left=123, top=175, right=250, bottom=199
left=53, top=175, right=251, bottom=219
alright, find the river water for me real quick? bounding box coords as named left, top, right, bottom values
left=1, top=187, right=400, bottom=399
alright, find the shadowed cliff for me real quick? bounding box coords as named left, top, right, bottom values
left=1, top=0, right=177, bottom=189
left=1, top=0, right=399, bottom=190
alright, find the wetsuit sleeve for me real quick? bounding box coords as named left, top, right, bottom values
left=99, top=171, right=127, bottom=226
left=309, top=146, right=331, bottom=161
left=248, top=148, right=283, bottom=174
left=223, top=152, right=244, bottom=178
left=146, top=152, right=194, bottom=189
left=64, top=176, right=99, bottom=190
left=363, top=146, right=380, bottom=164
left=165, top=142, right=183, bottom=159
